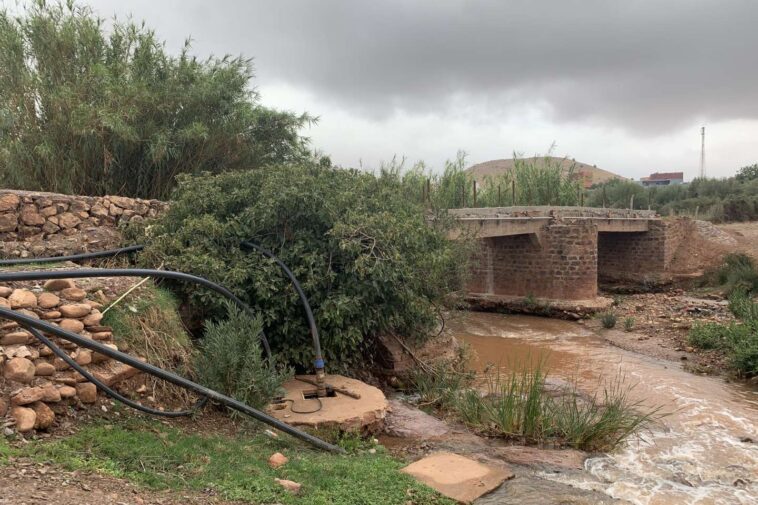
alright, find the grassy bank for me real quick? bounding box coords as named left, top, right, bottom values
left=2, top=417, right=452, bottom=505
left=688, top=254, right=758, bottom=377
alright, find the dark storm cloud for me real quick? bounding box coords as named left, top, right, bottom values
left=87, top=0, right=758, bottom=132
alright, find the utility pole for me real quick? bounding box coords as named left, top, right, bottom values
left=700, top=126, right=706, bottom=179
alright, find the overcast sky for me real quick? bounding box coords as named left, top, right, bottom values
left=79, top=1, right=758, bottom=179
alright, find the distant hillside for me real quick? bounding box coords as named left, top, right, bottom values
left=466, top=157, right=625, bottom=188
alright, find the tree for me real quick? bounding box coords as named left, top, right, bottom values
left=736, top=164, right=758, bottom=183
left=0, top=1, right=313, bottom=199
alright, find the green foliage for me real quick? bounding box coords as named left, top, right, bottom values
left=196, top=303, right=291, bottom=409
left=136, top=164, right=470, bottom=368
left=389, top=149, right=583, bottom=210
left=587, top=175, right=758, bottom=222
left=688, top=322, right=727, bottom=350
left=0, top=1, right=313, bottom=199
left=407, top=356, right=476, bottom=410
left=599, top=311, right=617, bottom=329
left=717, top=253, right=758, bottom=296
left=623, top=317, right=635, bottom=332
left=22, top=418, right=453, bottom=505
left=736, top=163, right=758, bottom=183
left=450, top=364, right=660, bottom=451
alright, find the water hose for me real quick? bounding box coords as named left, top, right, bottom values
left=0, top=307, right=342, bottom=453
left=0, top=247, right=341, bottom=452
left=240, top=240, right=327, bottom=397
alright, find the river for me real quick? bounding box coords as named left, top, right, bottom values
left=450, top=311, right=758, bottom=505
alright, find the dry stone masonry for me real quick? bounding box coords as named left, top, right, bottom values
left=0, top=190, right=166, bottom=259
left=0, top=279, right=139, bottom=433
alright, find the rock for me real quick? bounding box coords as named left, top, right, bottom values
left=493, top=446, right=586, bottom=470
left=0, top=286, right=12, bottom=297
left=384, top=400, right=450, bottom=439
left=268, top=452, right=289, bottom=468
left=92, top=343, right=117, bottom=364
left=0, top=320, right=17, bottom=330
left=11, top=386, right=45, bottom=406
left=59, top=303, right=91, bottom=318
left=40, top=310, right=61, bottom=320
left=0, top=397, right=7, bottom=417
left=61, top=287, right=87, bottom=301
left=0, top=193, right=20, bottom=212
left=57, top=212, right=81, bottom=229
left=52, top=357, right=70, bottom=371
left=76, top=382, right=98, bottom=403
left=20, top=205, right=45, bottom=226
left=74, top=349, right=92, bottom=366
left=91, top=362, right=139, bottom=387
left=40, top=206, right=57, bottom=217
left=41, top=384, right=61, bottom=402
left=58, top=385, right=77, bottom=398
left=0, top=297, right=8, bottom=309
left=35, top=361, right=56, bottom=376
left=91, top=331, right=113, bottom=340
left=82, top=311, right=104, bottom=327
left=15, top=309, right=38, bottom=320
left=59, top=318, right=85, bottom=333
left=37, top=292, right=60, bottom=309
left=0, top=331, right=31, bottom=345
left=31, top=402, right=55, bottom=430
left=4, top=357, right=36, bottom=383
left=274, top=478, right=302, bottom=494
left=0, top=214, right=17, bottom=232
left=9, top=289, right=37, bottom=309
left=10, top=406, right=36, bottom=432
left=43, top=279, right=76, bottom=292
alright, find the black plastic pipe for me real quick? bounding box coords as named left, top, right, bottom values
left=0, top=245, right=144, bottom=265
left=240, top=240, right=327, bottom=396
left=0, top=307, right=343, bottom=453
left=0, top=267, right=272, bottom=360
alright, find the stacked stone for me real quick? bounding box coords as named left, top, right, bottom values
left=0, top=190, right=168, bottom=259
left=0, top=280, right=137, bottom=433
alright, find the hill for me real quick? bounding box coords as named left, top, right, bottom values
left=466, top=157, right=625, bottom=188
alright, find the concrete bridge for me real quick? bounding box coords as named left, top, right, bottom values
left=450, top=207, right=690, bottom=302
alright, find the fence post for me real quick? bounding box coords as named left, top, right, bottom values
left=498, top=185, right=502, bottom=207
left=511, top=180, right=516, bottom=206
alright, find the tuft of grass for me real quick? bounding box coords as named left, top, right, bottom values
left=717, top=253, right=758, bottom=296
left=599, top=311, right=617, bottom=329
left=688, top=322, right=726, bottom=350
left=102, top=282, right=197, bottom=402
left=623, top=317, right=635, bottom=332
left=19, top=418, right=452, bottom=505
left=407, top=357, right=476, bottom=411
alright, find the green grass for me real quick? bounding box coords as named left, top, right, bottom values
left=599, top=311, right=617, bottom=329
left=13, top=418, right=451, bottom=505
left=623, top=317, right=635, bottom=332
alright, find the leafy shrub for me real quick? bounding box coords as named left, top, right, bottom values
left=688, top=322, right=726, bottom=350
left=599, top=311, right=617, bottom=329
left=195, top=304, right=291, bottom=409
left=136, top=164, right=470, bottom=368
left=0, top=2, right=312, bottom=199
left=623, top=317, right=635, bottom=332
left=724, top=323, right=758, bottom=376
left=728, top=290, right=758, bottom=321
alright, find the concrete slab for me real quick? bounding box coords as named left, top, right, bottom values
left=401, top=452, right=513, bottom=503
left=268, top=374, right=388, bottom=432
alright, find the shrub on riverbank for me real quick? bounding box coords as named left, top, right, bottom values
left=134, top=163, right=470, bottom=369
left=688, top=290, right=758, bottom=376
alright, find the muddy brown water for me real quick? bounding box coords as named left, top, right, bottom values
left=450, top=312, right=758, bottom=505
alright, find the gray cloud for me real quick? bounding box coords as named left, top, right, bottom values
left=83, top=0, right=758, bottom=133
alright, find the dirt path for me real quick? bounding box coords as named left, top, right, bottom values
left=0, top=457, right=241, bottom=505
left=718, top=221, right=758, bottom=260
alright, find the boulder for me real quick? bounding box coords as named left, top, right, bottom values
left=74, top=349, right=92, bottom=366
left=20, top=205, right=45, bottom=226
left=35, top=361, right=56, bottom=376
left=57, top=212, right=81, bottom=229
left=9, top=289, right=37, bottom=309
left=10, top=406, right=36, bottom=432
left=61, top=287, right=87, bottom=301
left=31, top=402, right=55, bottom=430
left=4, top=357, right=36, bottom=383
left=59, top=318, right=85, bottom=333
left=40, top=310, right=61, bottom=320
left=58, top=385, right=77, bottom=398
left=0, top=213, right=17, bottom=232
left=0, top=331, right=32, bottom=345
left=37, top=292, right=60, bottom=309
left=59, top=303, right=91, bottom=318
left=82, top=311, right=104, bottom=327
left=41, top=383, right=61, bottom=402
left=0, top=193, right=20, bottom=212
left=76, top=382, right=98, bottom=403
left=43, top=279, right=76, bottom=292
left=11, top=386, right=45, bottom=406
left=0, top=286, right=12, bottom=297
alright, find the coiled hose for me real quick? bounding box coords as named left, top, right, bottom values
left=0, top=246, right=341, bottom=453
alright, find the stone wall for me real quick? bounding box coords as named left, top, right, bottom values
left=0, top=190, right=167, bottom=258
left=467, top=221, right=598, bottom=300
left=0, top=278, right=138, bottom=433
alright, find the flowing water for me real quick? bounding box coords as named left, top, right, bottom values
left=450, top=311, right=758, bottom=505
